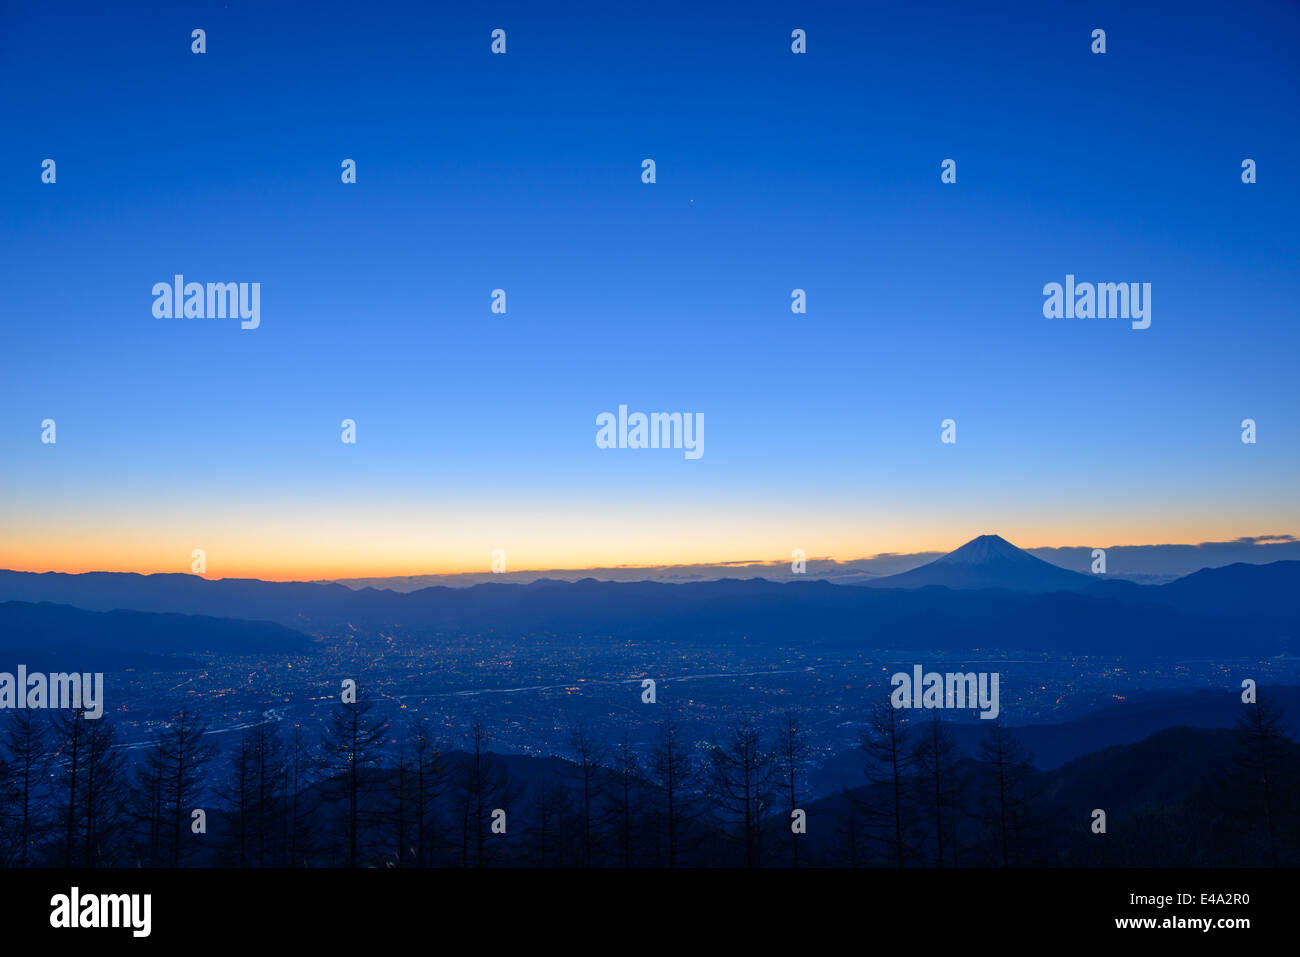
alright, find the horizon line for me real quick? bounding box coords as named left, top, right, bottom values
left=2, top=532, right=1295, bottom=584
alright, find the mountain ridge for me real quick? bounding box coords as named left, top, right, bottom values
left=0, top=538, right=1295, bottom=657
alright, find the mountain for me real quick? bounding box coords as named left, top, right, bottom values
left=807, top=685, right=1300, bottom=796
left=1153, top=560, right=1300, bottom=619
left=323, top=538, right=1300, bottom=590
left=862, top=534, right=1094, bottom=592
left=798, top=722, right=1291, bottom=867
left=0, top=600, right=315, bottom=670
left=0, top=571, right=365, bottom=627
left=0, top=545, right=1295, bottom=657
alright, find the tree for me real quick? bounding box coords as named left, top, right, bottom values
left=0, top=744, right=10, bottom=861
left=1, top=710, right=49, bottom=866
left=408, top=717, right=446, bottom=867
left=51, top=707, right=88, bottom=868
left=977, top=721, right=1038, bottom=867
left=49, top=710, right=129, bottom=868
left=454, top=721, right=518, bottom=867
left=531, top=776, right=575, bottom=868
left=832, top=787, right=864, bottom=867
left=250, top=721, right=286, bottom=867
left=144, top=710, right=219, bottom=866
left=79, top=716, right=128, bottom=867
left=221, top=721, right=286, bottom=867
left=389, top=727, right=412, bottom=867
left=131, top=741, right=166, bottom=867
left=568, top=723, right=609, bottom=867
left=1232, top=695, right=1295, bottom=866
left=611, top=732, right=641, bottom=867
left=776, top=711, right=809, bottom=867
left=944, top=750, right=975, bottom=867
left=650, top=719, right=697, bottom=867
left=861, top=700, right=913, bottom=868
left=912, top=714, right=959, bottom=867
left=223, top=731, right=254, bottom=867
left=284, top=723, right=318, bottom=866
left=708, top=717, right=776, bottom=867
left=320, top=691, right=388, bottom=868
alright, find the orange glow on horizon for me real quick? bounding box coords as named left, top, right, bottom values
left=1, top=520, right=1292, bottom=582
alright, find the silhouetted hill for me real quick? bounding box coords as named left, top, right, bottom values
left=801, top=720, right=1299, bottom=867
left=806, top=686, right=1300, bottom=795
left=1041, top=725, right=1235, bottom=812
left=0, top=550, right=1295, bottom=657
left=0, top=571, right=361, bottom=629
left=1153, top=560, right=1300, bottom=619
left=0, top=600, right=314, bottom=669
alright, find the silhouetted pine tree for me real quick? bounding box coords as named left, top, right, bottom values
left=912, top=715, right=959, bottom=867
left=408, top=717, right=446, bottom=867
left=568, top=723, right=609, bottom=867
left=650, top=719, right=698, bottom=868
left=388, top=728, right=413, bottom=867
left=49, top=710, right=129, bottom=868
left=776, top=710, right=809, bottom=867
left=531, top=776, right=576, bottom=868
left=708, top=717, right=776, bottom=867
left=80, top=716, right=128, bottom=866
left=0, top=730, right=11, bottom=862
left=320, top=691, right=388, bottom=868
left=1232, top=695, right=1297, bottom=866
left=220, top=721, right=287, bottom=866
left=977, top=721, right=1039, bottom=866
left=453, top=720, right=518, bottom=867
left=51, top=707, right=89, bottom=868
left=1, top=710, right=49, bottom=866
left=831, top=787, right=865, bottom=867
left=131, top=742, right=167, bottom=867
left=944, top=753, right=975, bottom=867
left=250, top=721, right=287, bottom=866
left=861, top=700, right=914, bottom=867
left=284, top=723, right=320, bottom=866
left=144, top=710, right=219, bottom=866
left=221, top=731, right=254, bottom=866
left=611, top=732, right=641, bottom=867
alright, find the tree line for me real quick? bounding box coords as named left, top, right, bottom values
left=0, top=692, right=1295, bottom=867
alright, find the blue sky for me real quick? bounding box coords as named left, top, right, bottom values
left=1, top=0, right=1297, bottom=576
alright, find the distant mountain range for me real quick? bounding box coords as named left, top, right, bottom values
left=323, top=534, right=1300, bottom=589
left=0, top=536, right=1295, bottom=656
left=0, top=600, right=314, bottom=670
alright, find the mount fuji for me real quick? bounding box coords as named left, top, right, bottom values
left=863, top=534, right=1095, bottom=592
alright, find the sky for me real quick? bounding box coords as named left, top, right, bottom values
left=2, top=0, right=1297, bottom=579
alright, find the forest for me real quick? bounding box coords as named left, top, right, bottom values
left=1, top=694, right=1295, bottom=869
